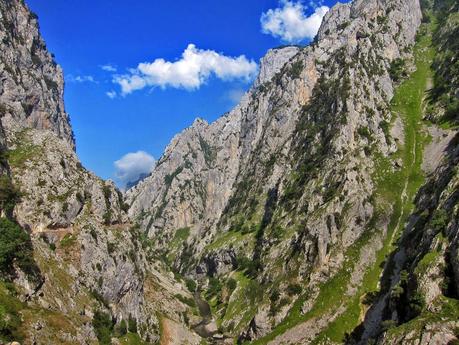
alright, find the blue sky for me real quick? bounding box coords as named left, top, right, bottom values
left=26, top=0, right=338, bottom=187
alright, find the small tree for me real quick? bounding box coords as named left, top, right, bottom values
left=92, top=310, right=113, bottom=345
left=128, top=314, right=137, bottom=333
left=0, top=175, right=20, bottom=217
left=114, top=319, right=127, bottom=336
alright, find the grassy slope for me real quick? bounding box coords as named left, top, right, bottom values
left=311, top=19, right=435, bottom=344
left=250, top=19, right=435, bottom=345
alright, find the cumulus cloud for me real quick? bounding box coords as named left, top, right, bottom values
left=101, top=64, right=117, bottom=72
left=114, top=151, right=156, bottom=187
left=67, top=75, right=96, bottom=83
left=261, top=1, right=329, bottom=42
left=113, top=44, right=258, bottom=95
left=106, top=90, right=117, bottom=99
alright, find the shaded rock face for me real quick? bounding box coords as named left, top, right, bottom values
left=352, top=2, right=459, bottom=344
left=0, top=1, right=201, bottom=344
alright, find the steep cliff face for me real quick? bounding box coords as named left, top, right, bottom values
left=2, top=0, right=458, bottom=344
left=127, top=0, right=435, bottom=342
left=354, top=1, right=459, bottom=343
left=0, top=1, right=200, bottom=344
left=0, top=0, right=74, bottom=149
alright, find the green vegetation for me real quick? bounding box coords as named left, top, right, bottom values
left=164, top=166, right=183, bottom=187
left=92, top=311, right=144, bottom=345
left=428, top=1, right=459, bottom=125
left=206, top=277, right=222, bottom=300
left=128, top=315, right=138, bottom=333
left=287, top=60, right=304, bottom=79
left=0, top=282, right=24, bottom=342
left=251, top=15, right=436, bottom=345
left=115, top=319, right=127, bottom=336
left=175, top=293, right=196, bottom=308
left=430, top=208, right=449, bottom=234
left=102, top=185, right=112, bottom=225
left=385, top=296, right=459, bottom=339
left=389, top=58, right=408, bottom=82
left=199, top=136, right=217, bottom=165
left=221, top=272, right=260, bottom=333
left=185, top=278, right=197, bottom=292
left=0, top=217, right=36, bottom=276
left=311, top=17, right=436, bottom=344
left=92, top=310, right=114, bottom=345
left=166, top=227, right=190, bottom=262
left=59, top=233, right=77, bottom=248
left=118, top=332, right=149, bottom=345
left=204, top=229, right=253, bottom=252
left=6, top=135, right=42, bottom=170
left=286, top=283, right=302, bottom=296
left=0, top=175, right=20, bottom=216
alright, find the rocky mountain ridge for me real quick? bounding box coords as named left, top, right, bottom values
left=0, top=1, right=202, bottom=344
left=127, top=0, right=459, bottom=343
left=0, top=0, right=458, bottom=344
left=126, top=0, right=434, bottom=342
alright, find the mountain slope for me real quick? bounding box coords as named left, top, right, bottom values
left=1, top=0, right=458, bottom=344
left=125, top=0, right=458, bottom=343
left=0, top=1, right=201, bottom=344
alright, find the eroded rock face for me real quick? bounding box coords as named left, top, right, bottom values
left=3, top=0, right=458, bottom=343
left=0, top=1, right=201, bottom=343
left=253, top=46, right=300, bottom=87
left=127, top=0, right=425, bottom=341
left=0, top=0, right=74, bottom=148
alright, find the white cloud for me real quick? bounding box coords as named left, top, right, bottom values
left=114, top=151, right=156, bottom=187
left=106, top=90, right=117, bottom=99
left=68, top=75, right=96, bottom=83
left=225, top=88, right=246, bottom=104
left=261, top=1, right=329, bottom=42
left=101, top=64, right=117, bottom=72
left=114, top=44, right=258, bottom=95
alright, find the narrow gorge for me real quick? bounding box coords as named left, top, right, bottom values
left=0, top=0, right=458, bottom=344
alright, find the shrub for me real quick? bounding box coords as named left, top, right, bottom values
left=0, top=175, right=20, bottom=217
left=389, top=58, right=407, bottom=82
left=381, top=319, right=397, bottom=331
left=286, top=283, right=302, bottom=296
left=226, top=278, right=237, bottom=292
left=407, top=291, right=425, bottom=318
left=363, top=291, right=379, bottom=305
left=114, top=319, right=127, bottom=336
left=60, top=233, right=76, bottom=248
left=0, top=218, right=36, bottom=275
left=288, top=60, right=304, bottom=79
left=89, top=227, right=98, bottom=243
left=0, top=282, right=23, bottom=342
left=357, top=126, right=373, bottom=141
left=185, top=279, right=197, bottom=293
left=107, top=242, right=116, bottom=255
left=128, top=314, right=137, bottom=333
left=430, top=209, right=448, bottom=234
left=270, top=289, right=280, bottom=303
left=206, top=277, right=222, bottom=299
left=92, top=310, right=113, bottom=345
left=174, top=294, right=196, bottom=308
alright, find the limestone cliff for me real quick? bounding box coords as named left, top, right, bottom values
left=127, top=0, right=430, bottom=342
left=1, top=0, right=459, bottom=344
left=0, top=1, right=201, bottom=344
